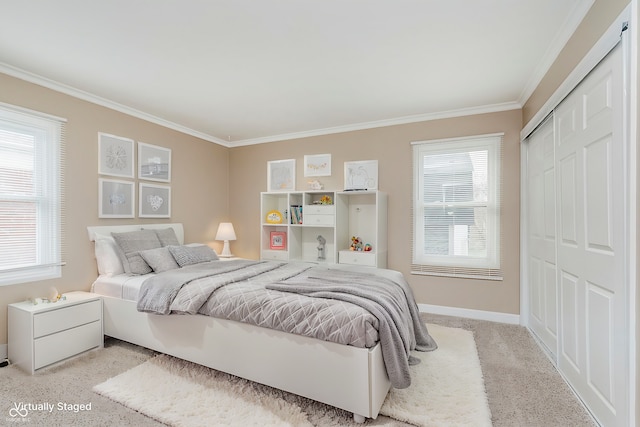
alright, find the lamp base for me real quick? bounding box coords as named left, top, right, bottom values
left=219, top=240, right=233, bottom=258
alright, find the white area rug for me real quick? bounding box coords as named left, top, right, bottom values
left=94, top=324, right=491, bottom=426
left=380, top=324, right=492, bottom=426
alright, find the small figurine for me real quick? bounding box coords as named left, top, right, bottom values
left=317, top=235, right=326, bottom=260
left=308, top=180, right=323, bottom=190
left=350, top=236, right=364, bottom=251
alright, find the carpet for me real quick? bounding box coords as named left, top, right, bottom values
left=93, top=324, right=491, bottom=426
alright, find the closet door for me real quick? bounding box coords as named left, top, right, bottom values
left=526, top=118, right=558, bottom=356
left=554, top=45, right=627, bottom=427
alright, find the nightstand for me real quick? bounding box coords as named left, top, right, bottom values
left=8, top=291, right=103, bottom=374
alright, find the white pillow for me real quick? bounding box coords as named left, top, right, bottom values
left=94, top=233, right=125, bottom=276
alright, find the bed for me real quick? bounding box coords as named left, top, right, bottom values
left=87, top=223, right=435, bottom=423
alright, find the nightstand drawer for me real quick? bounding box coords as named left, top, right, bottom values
left=339, top=251, right=376, bottom=266
left=33, top=300, right=101, bottom=338
left=34, top=321, right=102, bottom=370
left=305, top=214, right=335, bottom=226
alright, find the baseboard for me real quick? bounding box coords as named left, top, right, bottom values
left=418, top=303, right=520, bottom=325
left=0, top=343, right=6, bottom=360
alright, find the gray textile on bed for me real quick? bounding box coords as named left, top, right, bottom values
left=267, top=268, right=437, bottom=389
left=137, top=260, right=264, bottom=314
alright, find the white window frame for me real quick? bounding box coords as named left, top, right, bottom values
left=412, top=133, right=502, bottom=277
left=0, top=103, right=65, bottom=286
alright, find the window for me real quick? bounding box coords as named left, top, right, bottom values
left=0, top=103, right=65, bottom=286
left=412, top=134, right=502, bottom=279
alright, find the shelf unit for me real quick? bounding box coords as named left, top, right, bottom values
left=260, top=190, right=387, bottom=267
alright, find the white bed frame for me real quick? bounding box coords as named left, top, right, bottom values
left=87, top=223, right=391, bottom=423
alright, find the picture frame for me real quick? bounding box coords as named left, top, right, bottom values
left=304, top=154, right=331, bottom=177
left=98, top=178, right=135, bottom=218
left=267, top=159, right=296, bottom=191
left=138, top=142, right=171, bottom=182
left=269, top=231, right=287, bottom=250
left=344, top=160, right=378, bottom=190
left=98, top=133, right=135, bottom=178
left=139, top=183, right=171, bottom=218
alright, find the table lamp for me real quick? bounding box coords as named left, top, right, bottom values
left=215, top=222, right=236, bottom=257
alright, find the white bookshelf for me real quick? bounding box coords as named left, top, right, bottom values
left=260, top=190, right=387, bottom=267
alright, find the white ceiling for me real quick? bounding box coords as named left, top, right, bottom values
left=0, top=0, right=592, bottom=146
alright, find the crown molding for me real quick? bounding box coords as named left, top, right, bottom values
left=0, top=62, right=231, bottom=147
left=1, top=62, right=521, bottom=148
left=517, top=0, right=595, bottom=106
left=231, top=101, right=522, bottom=147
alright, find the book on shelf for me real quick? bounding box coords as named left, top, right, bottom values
left=290, top=205, right=303, bottom=224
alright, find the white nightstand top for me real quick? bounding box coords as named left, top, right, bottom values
left=10, top=291, right=101, bottom=313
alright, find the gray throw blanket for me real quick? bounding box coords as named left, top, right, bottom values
left=266, top=268, right=437, bottom=389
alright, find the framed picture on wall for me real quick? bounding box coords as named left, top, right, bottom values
left=267, top=159, right=295, bottom=192
left=269, top=231, right=287, bottom=250
left=304, top=154, right=331, bottom=177
left=98, top=133, right=135, bottom=178
left=139, top=183, right=171, bottom=218
left=98, top=178, right=135, bottom=218
left=138, top=142, right=171, bottom=182
left=344, top=160, right=378, bottom=190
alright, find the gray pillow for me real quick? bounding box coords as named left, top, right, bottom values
left=139, top=247, right=180, bottom=273
left=168, top=245, right=219, bottom=267
left=111, top=229, right=162, bottom=274
left=152, top=227, right=180, bottom=247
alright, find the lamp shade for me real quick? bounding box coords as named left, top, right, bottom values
left=215, top=222, right=236, bottom=241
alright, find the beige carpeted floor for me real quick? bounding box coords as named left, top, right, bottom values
left=0, top=313, right=597, bottom=426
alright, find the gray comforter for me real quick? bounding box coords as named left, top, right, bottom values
left=136, top=260, right=437, bottom=389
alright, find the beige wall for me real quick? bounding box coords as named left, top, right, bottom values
left=0, top=73, right=230, bottom=345
left=230, top=109, right=522, bottom=314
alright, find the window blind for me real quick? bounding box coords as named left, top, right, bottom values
left=411, top=134, right=503, bottom=280
left=0, top=103, right=65, bottom=286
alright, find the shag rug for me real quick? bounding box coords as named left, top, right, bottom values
left=93, top=324, right=491, bottom=426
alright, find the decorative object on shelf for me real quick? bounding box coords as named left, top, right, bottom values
left=139, top=183, right=171, bottom=218
left=350, top=236, right=365, bottom=251
left=215, top=222, right=237, bottom=257
left=98, top=132, right=134, bottom=178
left=364, top=243, right=372, bottom=251
left=270, top=231, right=286, bottom=250
left=98, top=178, right=135, bottom=218
left=138, top=142, right=171, bottom=182
left=344, top=160, right=378, bottom=190
left=316, top=235, right=326, bottom=260
left=304, top=154, right=331, bottom=177
left=307, top=179, right=323, bottom=190
left=267, top=159, right=296, bottom=191
left=319, top=195, right=332, bottom=205
left=265, top=210, right=283, bottom=224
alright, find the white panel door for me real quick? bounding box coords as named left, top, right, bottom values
left=526, top=118, right=558, bottom=355
left=554, top=45, right=628, bottom=427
